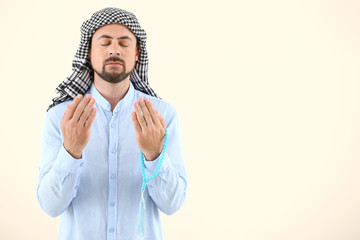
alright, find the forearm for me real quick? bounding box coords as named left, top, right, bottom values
left=37, top=145, right=84, bottom=217
left=144, top=152, right=187, bottom=215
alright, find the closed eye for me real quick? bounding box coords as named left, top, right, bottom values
left=100, top=43, right=128, bottom=47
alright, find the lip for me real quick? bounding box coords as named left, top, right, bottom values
left=106, top=62, right=123, bottom=66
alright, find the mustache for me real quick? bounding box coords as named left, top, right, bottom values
left=104, top=56, right=125, bottom=65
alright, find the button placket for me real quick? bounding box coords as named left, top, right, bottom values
left=107, top=114, right=119, bottom=239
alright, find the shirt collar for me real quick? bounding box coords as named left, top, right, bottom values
left=89, top=81, right=135, bottom=113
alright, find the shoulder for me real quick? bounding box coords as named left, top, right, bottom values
left=45, top=100, right=72, bottom=123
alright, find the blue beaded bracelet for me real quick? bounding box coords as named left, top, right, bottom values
left=136, top=129, right=168, bottom=239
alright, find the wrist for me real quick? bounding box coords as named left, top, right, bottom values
left=63, top=143, right=82, bottom=159
left=144, top=154, right=159, bottom=161
left=144, top=150, right=162, bottom=161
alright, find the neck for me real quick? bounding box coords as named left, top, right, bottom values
left=93, top=75, right=130, bottom=112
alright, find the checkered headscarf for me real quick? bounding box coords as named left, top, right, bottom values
left=47, top=7, right=159, bottom=111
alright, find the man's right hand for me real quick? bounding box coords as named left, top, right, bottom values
left=60, top=94, right=97, bottom=159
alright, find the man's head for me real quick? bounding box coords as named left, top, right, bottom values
left=89, top=23, right=139, bottom=84
left=48, top=7, right=159, bottom=111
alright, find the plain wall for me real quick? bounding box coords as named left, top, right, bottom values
left=0, top=0, right=360, bottom=239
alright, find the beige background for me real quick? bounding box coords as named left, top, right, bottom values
left=1, top=0, right=360, bottom=239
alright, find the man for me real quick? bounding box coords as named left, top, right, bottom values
left=37, top=7, right=187, bottom=240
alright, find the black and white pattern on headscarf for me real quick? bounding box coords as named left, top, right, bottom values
left=47, top=7, right=160, bottom=111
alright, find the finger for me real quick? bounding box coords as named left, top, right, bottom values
left=84, top=108, right=97, bottom=129
left=132, top=111, right=142, bottom=133
left=72, top=94, right=92, bottom=122
left=79, top=98, right=95, bottom=126
left=134, top=101, right=147, bottom=131
left=157, top=110, right=167, bottom=129
left=66, top=94, right=82, bottom=120
left=138, top=98, right=154, bottom=128
left=62, top=105, right=70, bottom=123
left=144, top=98, right=161, bottom=127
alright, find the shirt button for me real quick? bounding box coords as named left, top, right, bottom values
left=112, top=149, right=116, bottom=153
left=110, top=124, right=115, bottom=128
left=75, top=185, right=78, bottom=190
left=110, top=174, right=116, bottom=179
left=110, top=202, right=115, bottom=207
left=109, top=227, right=114, bottom=233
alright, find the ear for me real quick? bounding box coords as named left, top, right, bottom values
left=135, top=47, right=139, bottom=62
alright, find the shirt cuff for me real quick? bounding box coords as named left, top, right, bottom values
left=144, top=151, right=170, bottom=175
left=52, top=145, right=85, bottom=174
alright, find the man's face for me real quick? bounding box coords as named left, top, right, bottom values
left=89, top=23, right=139, bottom=84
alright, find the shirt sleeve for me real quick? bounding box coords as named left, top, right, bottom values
left=143, top=108, right=188, bottom=215
left=36, top=109, right=85, bottom=217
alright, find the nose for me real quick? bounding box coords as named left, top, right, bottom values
left=109, top=41, right=121, bottom=56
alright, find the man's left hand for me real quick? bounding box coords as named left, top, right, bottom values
left=132, top=97, right=167, bottom=161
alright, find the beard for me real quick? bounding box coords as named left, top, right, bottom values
left=92, top=56, right=134, bottom=84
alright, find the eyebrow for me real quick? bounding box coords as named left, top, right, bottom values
left=97, top=35, right=132, bottom=41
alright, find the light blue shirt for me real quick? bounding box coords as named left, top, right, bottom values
left=37, top=81, right=188, bottom=240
